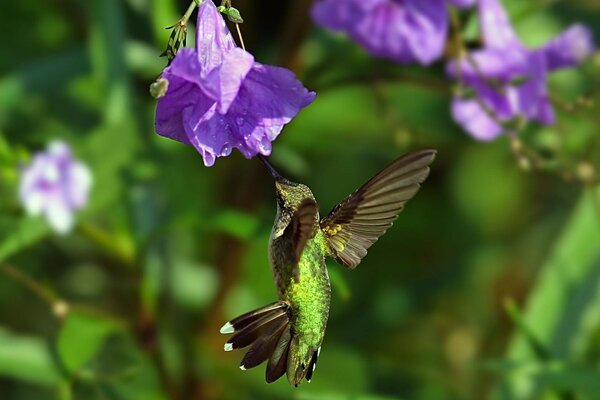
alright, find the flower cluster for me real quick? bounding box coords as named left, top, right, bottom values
left=155, top=0, right=316, bottom=166
left=311, top=0, right=475, bottom=65
left=311, top=0, right=595, bottom=141
left=447, top=0, right=595, bottom=140
left=19, top=141, right=92, bottom=234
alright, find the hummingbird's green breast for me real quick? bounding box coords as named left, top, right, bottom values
left=283, top=230, right=330, bottom=343
left=269, top=223, right=331, bottom=382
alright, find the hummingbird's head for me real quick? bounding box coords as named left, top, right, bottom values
left=258, top=155, right=315, bottom=213
left=274, top=178, right=314, bottom=212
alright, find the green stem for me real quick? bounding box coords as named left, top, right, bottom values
left=0, top=262, right=58, bottom=306
left=182, top=0, right=201, bottom=26
left=77, top=222, right=136, bottom=268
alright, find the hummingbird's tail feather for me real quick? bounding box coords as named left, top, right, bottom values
left=220, top=301, right=286, bottom=335
left=266, top=324, right=292, bottom=383
left=221, top=301, right=294, bottom=383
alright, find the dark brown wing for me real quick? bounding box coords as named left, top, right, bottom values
left=283, top=198, right=319, bottom=280
left=320, top=150, right=436, bottom=269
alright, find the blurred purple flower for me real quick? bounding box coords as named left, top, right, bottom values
left=19, top=141, right=92, bottom=235
left=311, top=0, right=473, bottom=65
left=155, top=0, right=316, bottom=166
left=447, top=0, right=595, bottom=140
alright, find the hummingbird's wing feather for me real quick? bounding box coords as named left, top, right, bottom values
left=320, top=149, right=436, bottom=269
left=283, top=198, right=319, bottom=281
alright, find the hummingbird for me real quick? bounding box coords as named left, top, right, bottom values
left=219, top=149, right=436, bottom=386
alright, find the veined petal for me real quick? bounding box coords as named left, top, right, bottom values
left=542, top=24, right=595, bottom=71
left=183, top=103, right=237, bottom=167
left=232, top=64, right=316, bottom=129
left=203, top=48, right=255, bottom=114
left=156, top=49, right=213, bottom=144
left=195, top=0, right=237, bottom=76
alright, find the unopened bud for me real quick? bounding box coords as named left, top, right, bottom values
left=226, top=7, right=244, bottom=24
left=52, top=300, right=70, bottom=319
left=150, top=78, right=169, bottom=99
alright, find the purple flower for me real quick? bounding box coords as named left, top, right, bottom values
left=447, top=0, right=595, bottom=140
left=19, top=141, right=92, bottom=234
left=155, top=0, right=316, bottom=166
left=311, top=0, right=473, bottom=65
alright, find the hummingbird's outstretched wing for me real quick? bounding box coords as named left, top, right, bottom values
left=283, top=198, right=319, bottom=280
left=320, top=150, right=436, bottom=269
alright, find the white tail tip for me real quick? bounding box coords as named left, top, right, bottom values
left=224, top=343, right=233, bottom=352
left=240, top=365, right=246, bottom=371
left=220, top=322, right=234, bottom=334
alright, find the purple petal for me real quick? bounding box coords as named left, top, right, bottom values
left=66, top=162, right=92, bottom=209
left=479, top=0, right=520, bottom=48
left=452, top=98, right=503, bottom=141
left=447, top=46, right=531, bottom=86
left=232, top=64, right=316, bottom=129
left=311, top=0, right=386, bottom=31
left=19, top=141, right=92, bottom=234
left=448, top=0, right=476, bottom=8
left=195, top=0, right=237, bottom=76
left=202, top=48, right=255, bottom=114
left=541, top=24, right=595, bottom=71
left=183, top=103, right=236, bottom=167
left=312, top=0, right=448, bottom=65
left=403, top=0, right=449, bottom=64
left=155, top=49, right=213, bottom=144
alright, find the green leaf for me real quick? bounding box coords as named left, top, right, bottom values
left=0, top=328, right=62, bottom=385
left=57, top=311, right=120, bottom=373
left=0, top=217, right=50, bottom=263
left=206, top=209, right=260, bottom=240
left=494, top=186, right=600, bottom=399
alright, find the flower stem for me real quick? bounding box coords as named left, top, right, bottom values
left=77, top=222, right=136, bottom=268
left=0, top=263, right=58, bottom=306
left=182, top=1, right=202, bottom=26
left=235, top=23, right=246, bottom=51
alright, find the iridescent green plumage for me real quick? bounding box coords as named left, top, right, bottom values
left=220, top=150, right=436, bottom=386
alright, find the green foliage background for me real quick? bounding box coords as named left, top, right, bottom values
left=1, top=1, right=600, bottom=399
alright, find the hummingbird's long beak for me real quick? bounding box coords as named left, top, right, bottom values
left=258, top=155, right=282, bottom=181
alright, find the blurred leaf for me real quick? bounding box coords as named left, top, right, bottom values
left=0, top=328, right=61, bottom=386
left=495, top=186, right=600, bottom=399
left=171, top=260, right=218, bottom=310
left=206, top=209, right=260, bottom=240
left=0, top=217, right=50, bottom=263
left=57, top=311, right=120, bottom=373
left=328, top=264, right=351, bottom=301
